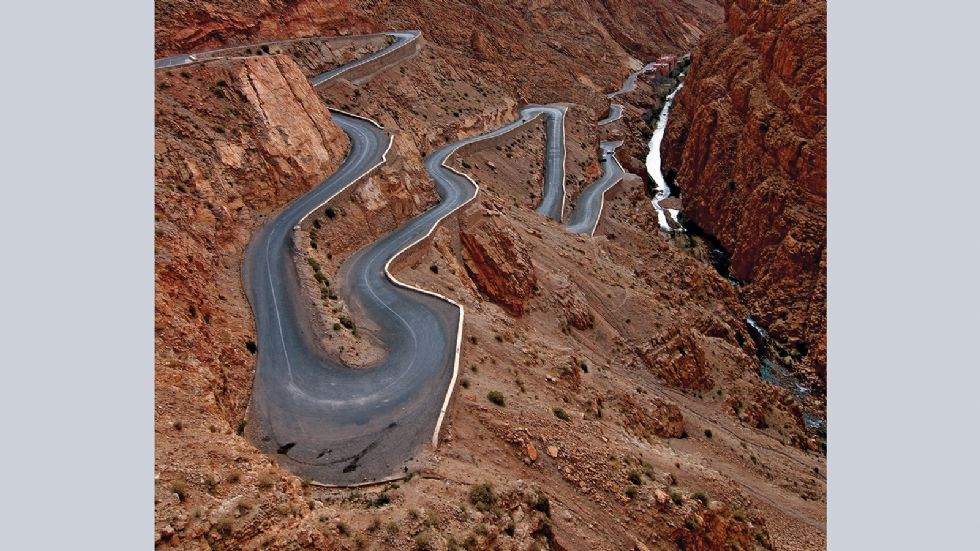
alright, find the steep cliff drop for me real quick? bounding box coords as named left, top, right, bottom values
left=661, top=0, right=826, bottom=385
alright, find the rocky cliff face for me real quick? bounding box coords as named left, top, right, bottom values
left=661, top=0, right=826, bottom=383
left=461, top=215, right=537, bottom=316
left=155, top=0, right=374, bottom=55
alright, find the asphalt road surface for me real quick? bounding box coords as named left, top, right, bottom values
left=311, top=31, right=420, bottom=86
left=527, top=105, right=567, bottom=222
left=242, top=110, right=454, bottom=486
left=244, top=102, right=560, bottom=483
left=564, top=141, right=625, bottom=235
left=153, top=31, right=419, bottom=74
left=598, top=103, right=623, bottom=125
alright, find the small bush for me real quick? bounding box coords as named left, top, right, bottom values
left=369, top=492, right=391, bottom=507
left=226, top=469, right=241, bottom=484
left=245, top=340, right=258, bottom=354
left=627, top=470, right=643, bottom=485
left=625, top=486, right=638, bottom=500
left=333, top=323, right=342, bottom=331
left=204, top=476, right=219, bottom=494
left=325, top=207, right=336, bottom=219
left=257, top=471, right=276, bottom=490
left=693, top=491, right=709, bottom=507
left=368, top=517, right=382, bottom=533
left=460, top=378, right=470, bottom=389
left=670, top=492, right=683, bottom=506
left=487, top=391, right=505, bottom=407
left=552, top=407, right=570, bottom=421
left=414, top=534, right=433, bottom=551
left=430, top=264, right=439, bottom=274
left=469, top=483, right=496, bottom=512
left=704, top=429, right=713, bottom=439
left=385, top=522, right=399, bottom=536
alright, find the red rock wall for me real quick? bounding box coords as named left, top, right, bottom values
left=155, top=0, right=375, bottom=56
left=661, top=0, right=826, bottom=382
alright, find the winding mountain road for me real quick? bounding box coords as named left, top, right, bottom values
left=597, top=103, right=623, bottom=126
left=245, top=103, right=578, bottom=483
left=527, top=105, right=568, bottom=222
left=156, top=30, right=626, bottom=485
left=564, top=141, right=625, bottom=235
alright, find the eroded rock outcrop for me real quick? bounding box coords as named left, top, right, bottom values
left=672, top=506, right=774, bottom=550
left=461, top=215, right=537, bottom=316
left=661, top=0, right=826, bottom=382
left=618, top=392, right=685, bottom=439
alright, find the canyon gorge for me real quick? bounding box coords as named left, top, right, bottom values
left=154, top=0, right=826, bottom=549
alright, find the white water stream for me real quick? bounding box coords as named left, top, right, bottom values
left=645, top=79, right=684, bottom=231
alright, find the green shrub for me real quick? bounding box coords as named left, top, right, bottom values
left=257, top=471, right=275, bottom=490
left=625, top=486, right=638, bottom=500
left=468, top=483, right=496, bottom=512
left=369, top=492, right=390, bottom=507
left=552, top=407, right=570, bottom=421
left=627, top=470, right=643, bottom=485
left=413, top=533, right=432, bottom=551
left=704, top=429, right=713, bottom=439
left=693, top=491, right=709, bottom=507
left=487, top=391, right=505, bottom=407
